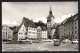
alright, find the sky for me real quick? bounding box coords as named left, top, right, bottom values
left=2, top=2, right=78, bottom=26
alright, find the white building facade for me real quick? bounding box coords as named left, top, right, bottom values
left=2, top=24, right=13, bottom=41
left=18, top=24, right=47, bottom=41
left=27, top=27, right=37, bottom=39
left=18, top=24, right=27, bottom=41
left=42, top=30, right=47, bottom=40
left=37, top=26, right=42, bottom=41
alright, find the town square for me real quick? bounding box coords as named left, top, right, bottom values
left=2, top=41, right=78, bottom=51
left=2, top=2, right=78, bottom=51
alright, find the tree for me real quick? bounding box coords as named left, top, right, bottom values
left=34, top=21, right=47, bottom=28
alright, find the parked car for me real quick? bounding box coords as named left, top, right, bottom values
left=54, top=39, right=61, bottom=46
left=62, top=39, right=70, bottom=43
left=71, top=39, right=78, bottom=44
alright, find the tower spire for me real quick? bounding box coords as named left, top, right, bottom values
left=50, top=6, right=51, bottom=11
left=49, top=6, right=52, bottom=14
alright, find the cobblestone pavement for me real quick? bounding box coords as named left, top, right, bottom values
left=2, top=41, right=78, bottom=52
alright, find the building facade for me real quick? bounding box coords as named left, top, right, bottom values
left=18, top=24, right=37, bottom=40
left=2, top=24, right=13, bottom=42
left=18, top=24, right=27, bottom=41
left=37, top=26, right=42, bottom=41
left=17, top=17, right=37, bottom=41
left=58, top=13, right=78, bottom=40
left=42, top=30, right=47, bottom=40
left=51, top=23, right=59, bottom=39
left=47, top=7, right=55, bottom=39
left=27, top=27, right=37, bottom=39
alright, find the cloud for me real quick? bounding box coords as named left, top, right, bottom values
left=33, top=14, right=74, bottom=24
left=33, top=17, right=47, bottom=23
left=2, top=14, right=75, bottom=27
left=54, top=14, right=74, bottom=23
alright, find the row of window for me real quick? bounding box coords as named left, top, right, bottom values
left=64, top=22, right=77, bottom=27
left=20, top=29, right=26, bottom=31
left=28, top=35, right=37, bottom=36
left=60, top=35, right=78, bottom=39
left=42, top=31, right=47, bottom=33
left=28, top=28, right=37, bottom=31
left=3, top=25, right=8, bottom=27
left=42, top=33, right=47, bottom=34
left=28, top=31, right=37, bottom=34
left=42, top=36, right=47, bottom=38
left=19, top=33, right=27, bottom=34
left=60, top=26, right=77, bottom=32
left=42, top=34, right=47, bottom=36
left=3, top=29, right=7, bottom=31
left=28, top=35, right=37, bottom=38
left=42, top=38, right=47, bottom=39
left=63, top=31, right=77, bottom=35
left=2, top=35, right=7, bottom=37
left=3, top=32, right=12, bottom=33
left=3, top=35, right=12, bottom=38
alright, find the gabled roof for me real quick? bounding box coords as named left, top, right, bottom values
left=16, top=17, right=37, bottom=32
left=59, top=13, right=78, bottom=26
left=66, top=13, right=78, bottom=23
left=59, top=18, right=68, bottom=25
left=2, top=25, right=13, bottom=32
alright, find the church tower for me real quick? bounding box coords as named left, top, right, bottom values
left=47, top=6, right=55, bottom=39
